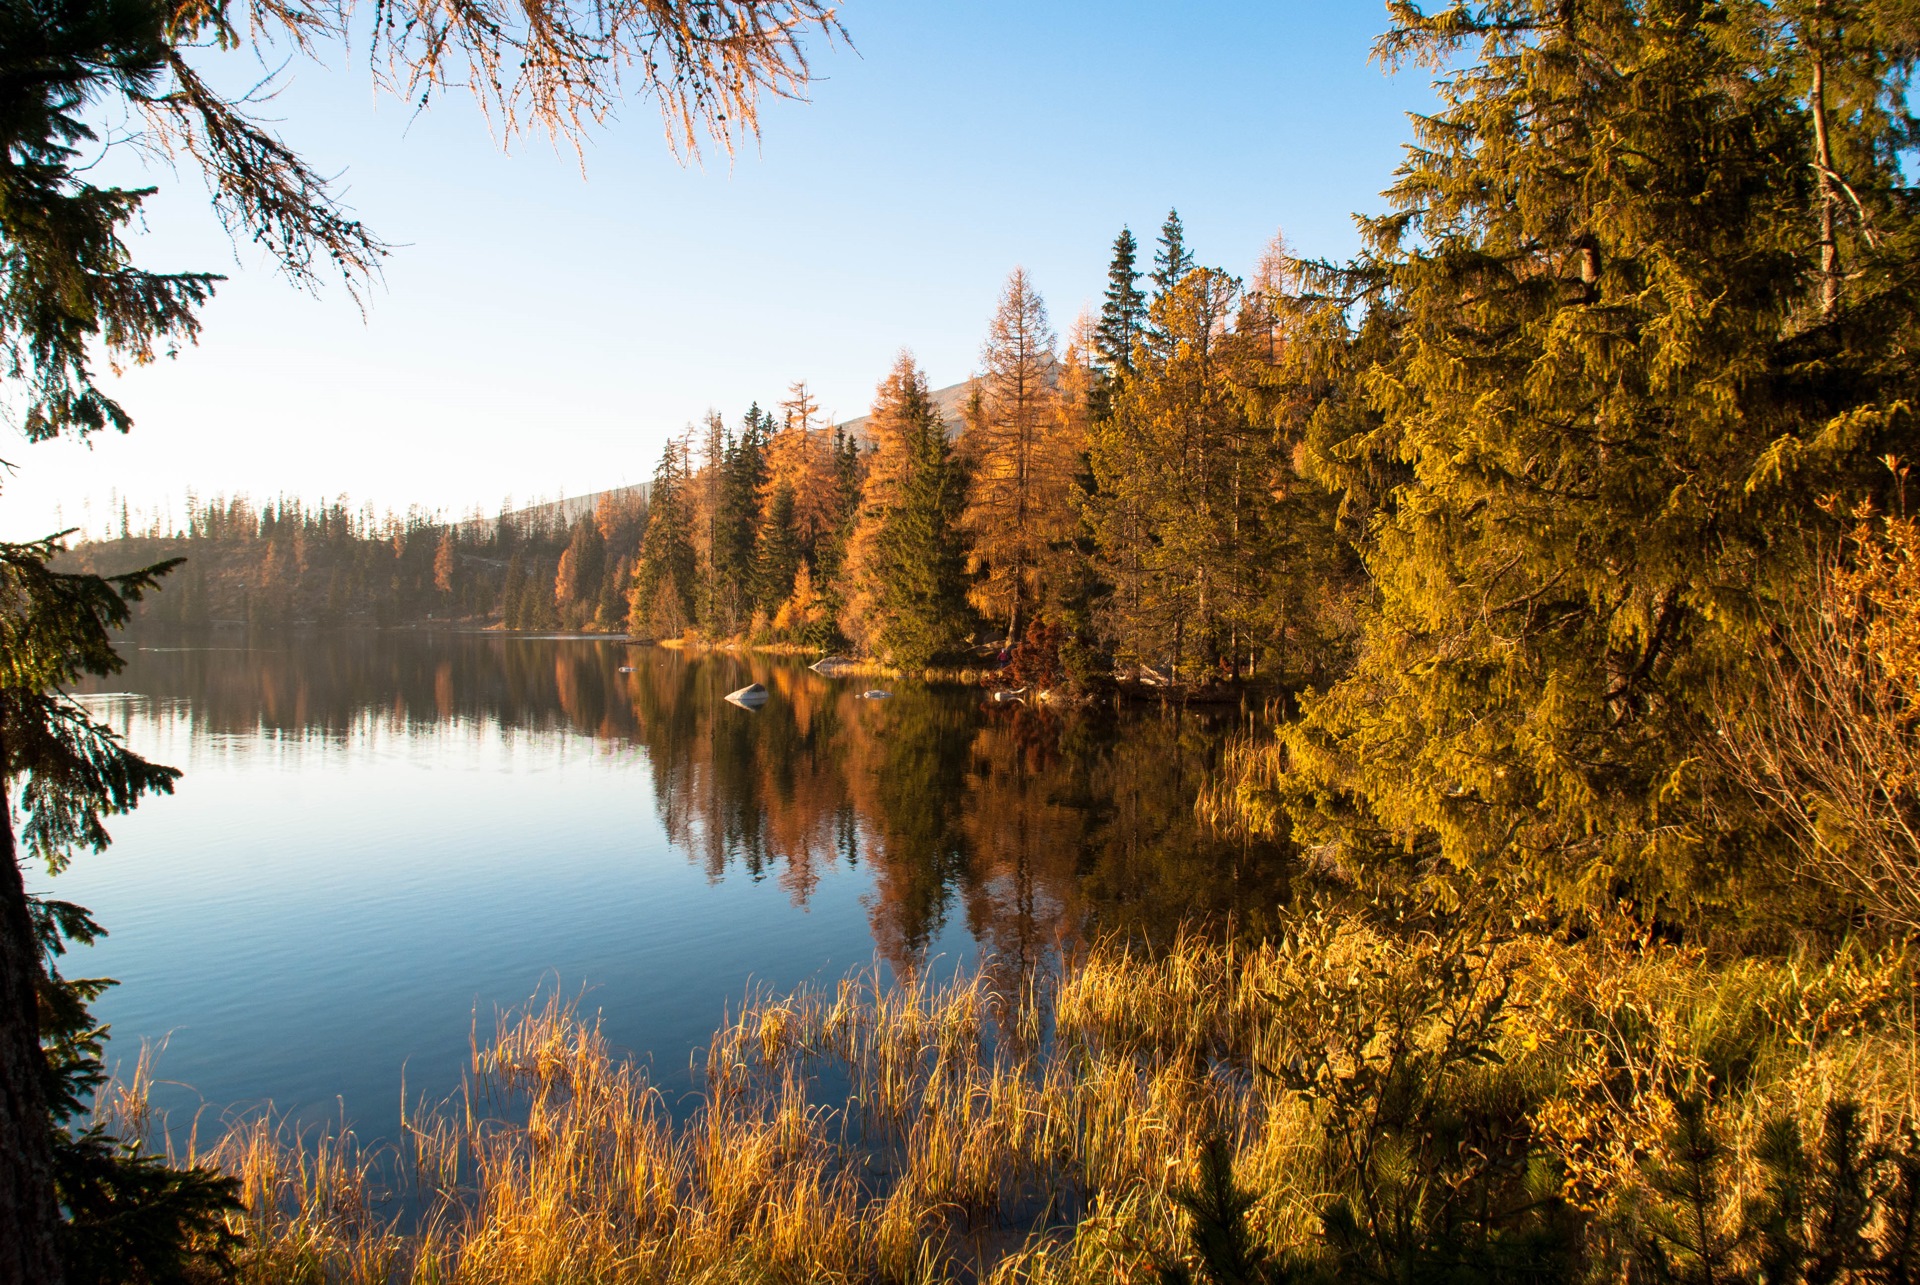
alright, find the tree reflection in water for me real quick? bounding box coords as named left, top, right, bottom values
left=83, top=633, right=1291, bottom=975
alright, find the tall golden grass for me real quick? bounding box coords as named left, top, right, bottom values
left=106, top=919, right=1919, bottom=1283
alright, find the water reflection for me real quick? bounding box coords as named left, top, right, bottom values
left=86, top=633, right=1289, bottom=971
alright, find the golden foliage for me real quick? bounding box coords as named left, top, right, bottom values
left=770, top=560, right=827, bottom=640
left=1712, top=484, right=1920, bottom=929
left=110, top=921, right=1919, bottom=1284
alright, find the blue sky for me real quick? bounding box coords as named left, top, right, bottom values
left=6, top=2, right=1438, bottom=538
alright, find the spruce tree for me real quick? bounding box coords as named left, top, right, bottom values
left=1087, top=267, right=1276, bottom=681
left=712, top=406, right=769, bottom=634
left=631, top=439, right=699, bottom=640
left=500, top=552, right=528, bottom=628
left=753, top=485, right=803, bottom=617
left=1150, top=208, right=1194, bottom=301
left=806, top=426, right=865, bottom=640
left=1251, top=0, right=1920, bottom=906
left=873, top=392, right=970, bottom=668
left=1095, top=227, right=1147, bottom=376
left=554, top=517, right=606, bottom=630
left=841, top=353, right=970, bottom=665
left=0, top=539, right=241, bottom=1284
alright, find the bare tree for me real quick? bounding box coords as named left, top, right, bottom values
left=1712, top=512, right=1920, bottom=931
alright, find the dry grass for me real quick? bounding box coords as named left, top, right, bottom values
left=108, top=921, right=1920, bottom=1283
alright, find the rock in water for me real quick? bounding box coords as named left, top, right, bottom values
left=725, top=682, right=769, bottom=709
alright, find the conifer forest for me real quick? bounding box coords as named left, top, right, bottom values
left=14, top=2, right=1920, bottom=1284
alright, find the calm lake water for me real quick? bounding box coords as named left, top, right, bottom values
left=48, top=632, right=1283, bottom=1142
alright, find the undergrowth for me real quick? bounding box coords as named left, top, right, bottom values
left=107, top=918, right=1920, bottom=1283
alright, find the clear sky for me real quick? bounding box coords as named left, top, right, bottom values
left=5, top=2, right=1438, bottom=539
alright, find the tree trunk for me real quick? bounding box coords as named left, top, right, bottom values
left=1811, top=11, right=1839, bottom=316
left=0, top=710, right=65, bottom=1285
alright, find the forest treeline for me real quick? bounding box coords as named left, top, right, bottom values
left=71, top=209, right=1350, bottom=688
left=627, top=218, right=1348, bottom=684
left=68, top=490, right=650, bottom=631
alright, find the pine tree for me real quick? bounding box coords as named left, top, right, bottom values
left=554, top=517, right=606, bottom=629
left=1250, top=0, right=1920, bottom=904
left=712, top=405, right=769, bottom=635
left=631, top=439, right=699, bottom=640
left=1150, top=208, right=1194, bottom=302
left=1095, top=227, right=1147, bottom=377
left=1087, top=267, right=1275, bottom=681
left=841, top=352, right=970, bottom=664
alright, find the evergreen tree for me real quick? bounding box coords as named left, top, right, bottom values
left=1, top=0, right=223, bottom=443
left=1150, top=208, right=1194, bottom=302
left=554, top=517, right=606, bottom=630
left=713, top=405, right=769, bottom=634
left=631, top=439, right=699, bottom=639
left=753, top=484, right=803, bottom=616
left=842, top=353, right=969, bottom=666
left=0, top=538, right=240, bottom=1283
left=499, top=552, right=528, bottom=628
left=693, top=410, right=727, bottom=631
left=2, top=0, right=836, bottom=445
left=1095, top=227, right=1147, bottom=376
left=1087, top=267, right=1276, bottom=680
left=842, top=353, right=928, bottom=653
left=1244, top=0, right=1920, bottom=906
left=592, top=490, right=648, bottom=630
left=805, top=426, right=865, bottom=643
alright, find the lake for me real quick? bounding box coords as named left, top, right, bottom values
left=48, top=632, right=1284, bottom=1143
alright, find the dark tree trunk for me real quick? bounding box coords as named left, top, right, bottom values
left=0, top=710, right=65, bottom=1285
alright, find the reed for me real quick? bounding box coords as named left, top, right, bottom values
left=112, top=920, right=1920, bottom=1283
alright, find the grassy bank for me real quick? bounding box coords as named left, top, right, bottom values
left=118, top=917, right=1920, bottom=1284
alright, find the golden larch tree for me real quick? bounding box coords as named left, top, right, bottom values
left=759, top=381, right=843, bottom=576
left=961, top=268, right=1075, bottom=643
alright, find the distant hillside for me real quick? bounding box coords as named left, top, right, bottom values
left=472, top=483, right=649, bottom=537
